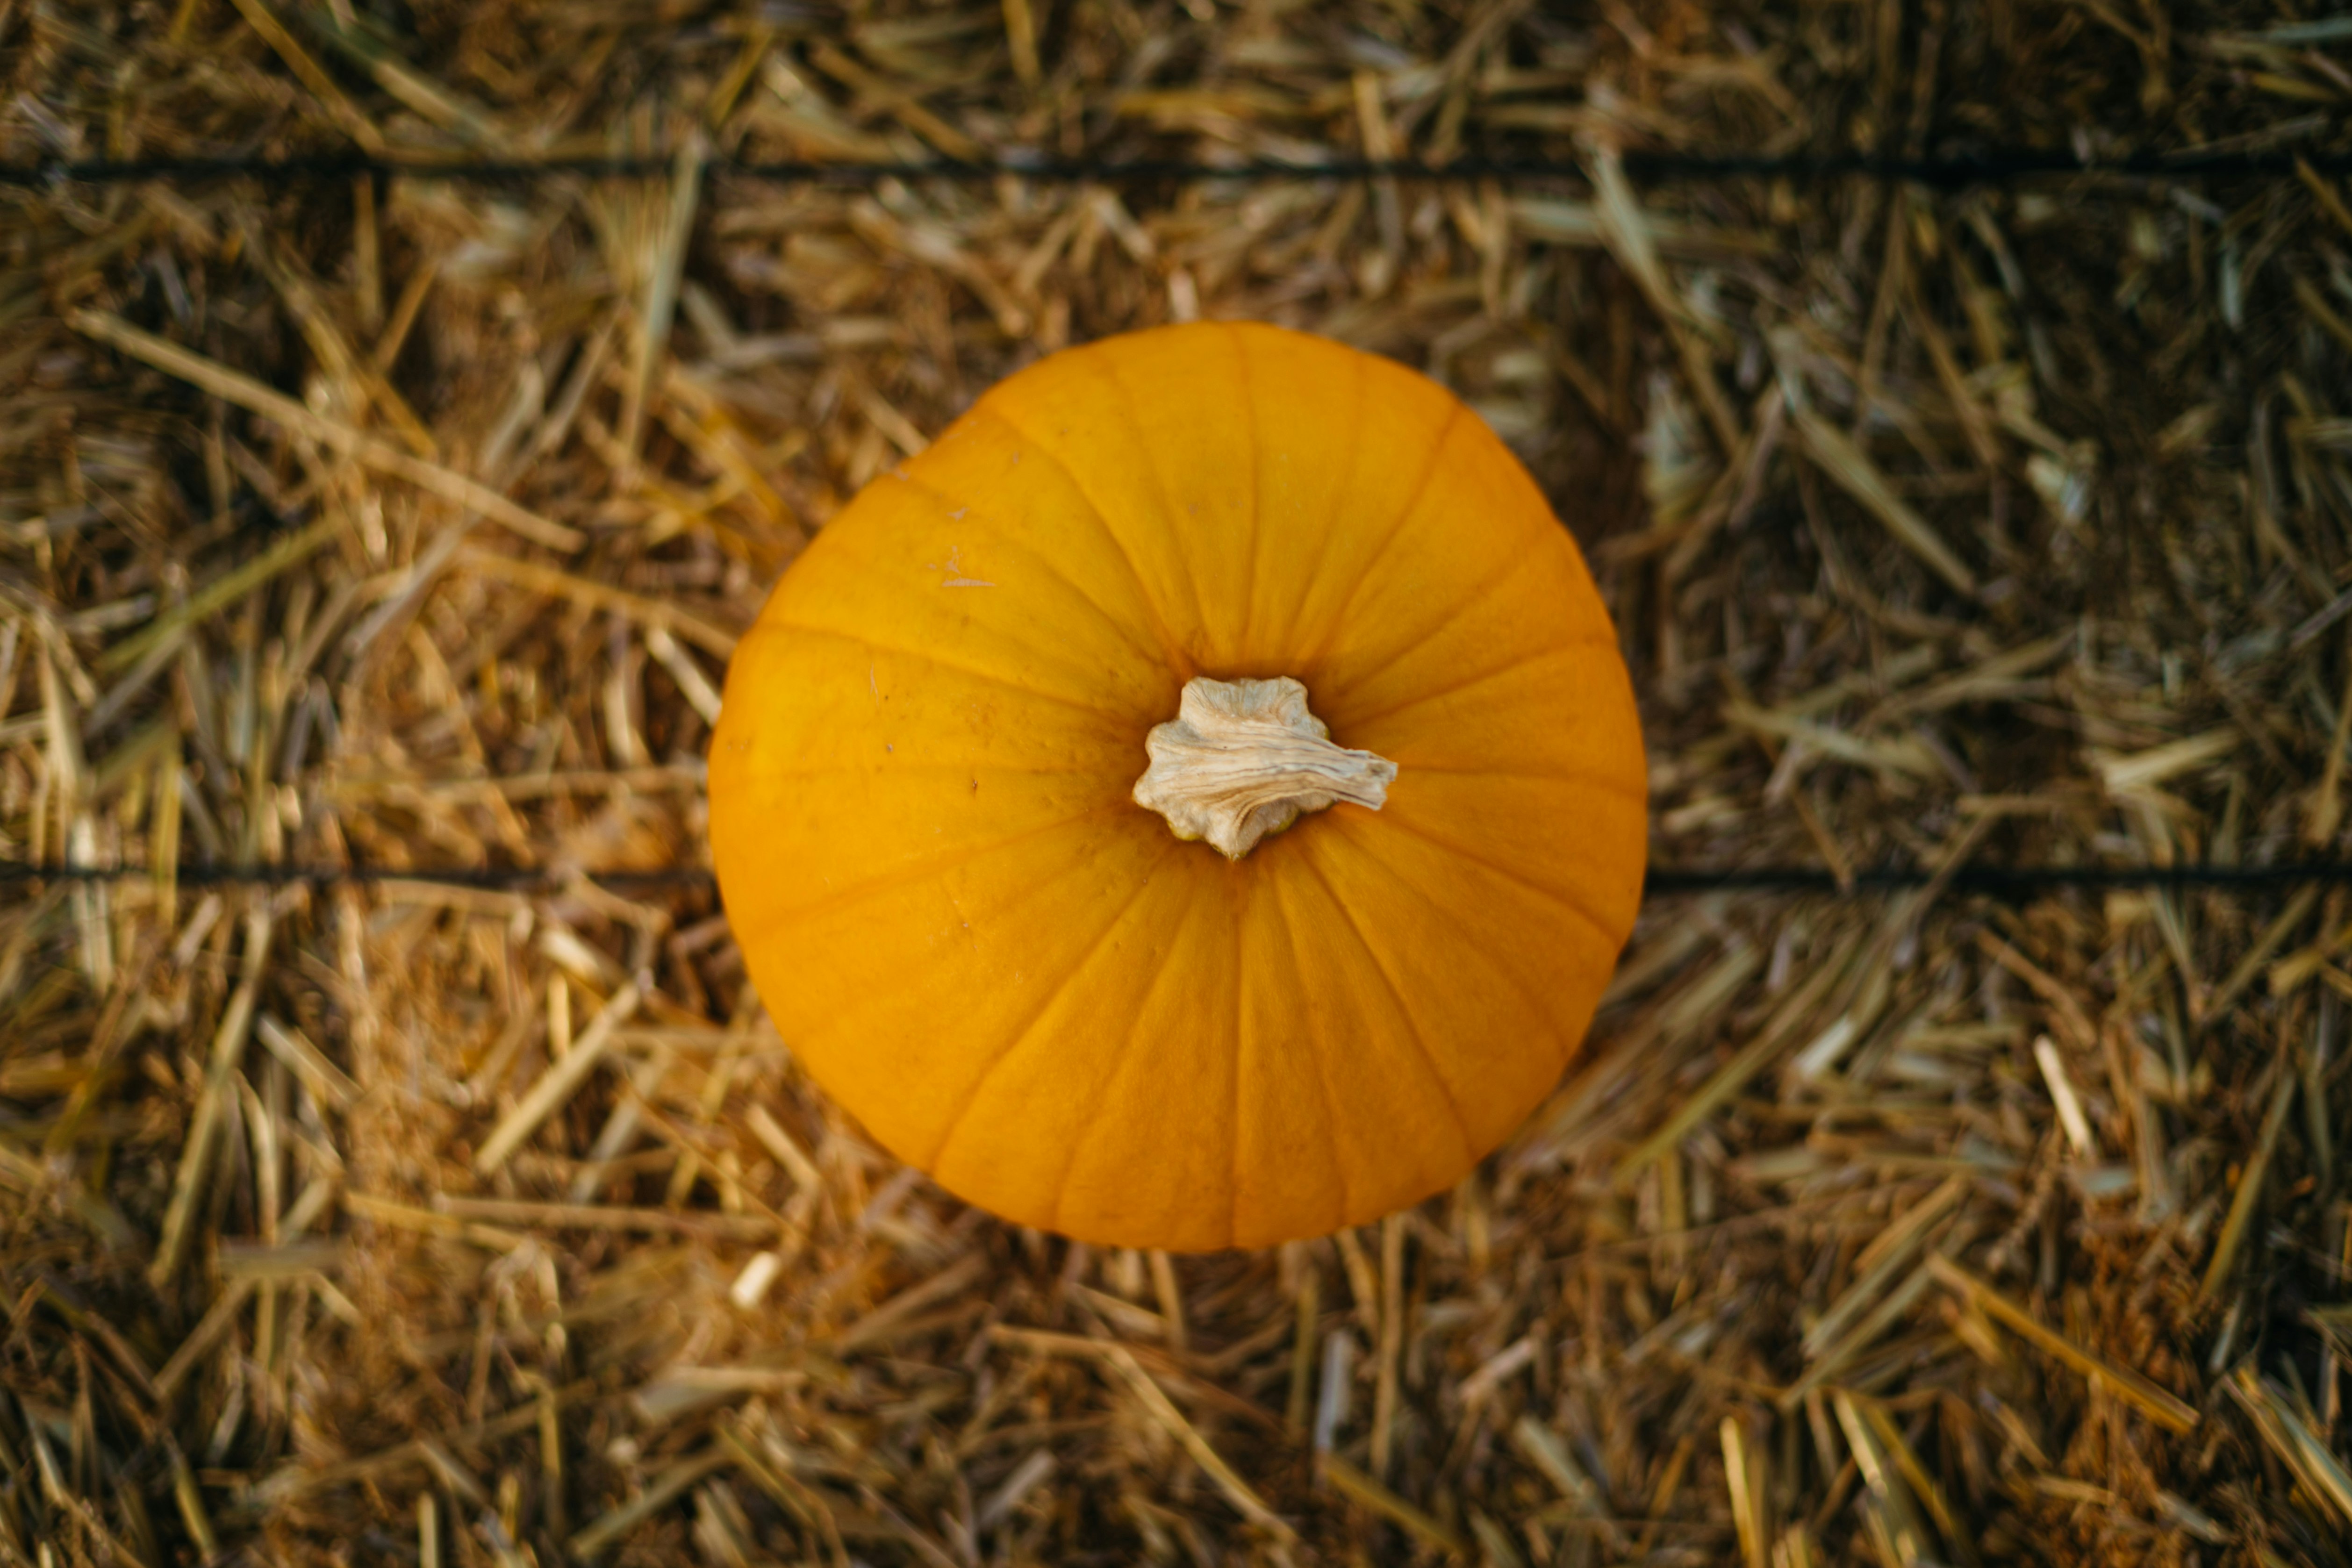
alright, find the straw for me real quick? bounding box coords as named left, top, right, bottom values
left=5, top=5, right=2344, bottom=1560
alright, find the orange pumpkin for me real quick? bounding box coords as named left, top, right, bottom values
left=709, top=321, right=1645, bottom=1252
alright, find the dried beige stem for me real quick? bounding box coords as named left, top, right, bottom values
left=1132, top=676, right=1396, bottom=859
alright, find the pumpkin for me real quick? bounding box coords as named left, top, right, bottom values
left=709, top=321, right=1646, bottom=1252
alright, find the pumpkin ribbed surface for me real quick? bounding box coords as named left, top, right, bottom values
left=709, top=320, right=1645, bottom=1252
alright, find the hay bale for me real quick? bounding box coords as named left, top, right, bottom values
left=4, top=1, right=2350, bottom=1561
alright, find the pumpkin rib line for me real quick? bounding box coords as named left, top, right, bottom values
left=734, top=805, right=1123, bottom=934
left=1333, top=829, right=1576, bottom=1072
left=1227, top=875, right=1245, bottom=1250
left=1376, top=762, right=1646, bottom=798
left=1263, top=869, right=1355, bottom=1237
left=881, top=472, right=1170, bottom=670
left=1289, top=351, right=1371, bottom=653
left=919, top=843, right=1178, bottom=1175
left=1306, top=397, right=1467, bottom=655
left=1293, top=846, right=1477, bottom=1170
left=1334, top=562, right=1617, bottom=701
left=1086, top=351, right=1215, bottom=653
left=1226, top=321, right=1263, bottom=653
left=1043, top=865, right=1205, bottom=1241
left=975, top=403, right=1190, bottom=671
left=1372, top=814, right=1628, bottom=946
left=746, top=762, right=1097, bottom=781
left=1334, top=642, right=1591, bottom=730
left=764, top=620, right=1133, bottom=723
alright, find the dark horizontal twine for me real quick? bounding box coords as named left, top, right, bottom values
left=4, top=861, right=2351, bottom=898
left=4, top=147, right=2351, bottom=191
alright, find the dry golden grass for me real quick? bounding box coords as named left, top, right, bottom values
left=7, top=1, right=2352, bottom=1563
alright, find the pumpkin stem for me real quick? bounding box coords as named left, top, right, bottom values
left=1131, top=676, right=1398, bottom=859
